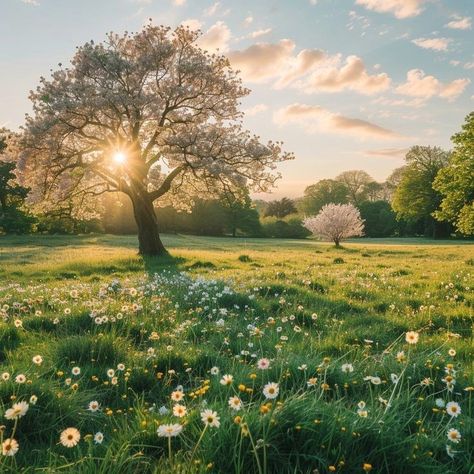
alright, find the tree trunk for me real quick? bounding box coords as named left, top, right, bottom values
left=130, top=191, right=167, bottom=256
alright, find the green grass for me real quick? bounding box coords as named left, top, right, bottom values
left=0, top=234, right=473, bottom=473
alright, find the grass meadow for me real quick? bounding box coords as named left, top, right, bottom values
left=0, top=234, right=473, bottom=473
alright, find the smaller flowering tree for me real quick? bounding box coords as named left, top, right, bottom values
left=303, top=203, right=364, bottom=247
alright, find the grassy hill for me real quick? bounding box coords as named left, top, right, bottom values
left=0, top=234, right=472, bottom=473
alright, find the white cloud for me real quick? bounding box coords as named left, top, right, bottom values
left=464, top=62, right=474, bottom=70
left=274, top=103, right=400, bottom=139
left=197, top=21, right=231, bottom=53
left=228, top=41, right=390, bottom=95
left=355, top=0, right=426, bottom=19
left=248, top=28, right=272, bottom=39
left=243, top=16, right=253, bottom=26
left=181, top=18, right=203, bottom=30
left=303, top=55, right=391, bottom=94
left=372, top=96, right=425, bottom=108
left=412, top=37, right=451, bottom=52
left=22, top=0, right=40, bottom=5
left=173, top=0, right=186, bottom=5
left=445, top=15, right=472, bottom=30
left=227, top=39, right=297, bottom=82
left=243, top=104, right=268, bottom=116
left=396, top=69, right=470, bottom=101
left=205, top=2, right=220, bottom=16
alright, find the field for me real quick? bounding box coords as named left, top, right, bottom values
left=0, top=234, right=473, bottom=473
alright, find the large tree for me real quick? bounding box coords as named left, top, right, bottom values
left=392, top=146, right=450, bottom=238
left=21, top=24, right=291, bottom=255
left=433, top=112, right=474, bottom=235
left=298, top=179, right=348, bottom=215
left=263, top=197, right=297, bottom=218
left=335, top=170, right=374, bottom=205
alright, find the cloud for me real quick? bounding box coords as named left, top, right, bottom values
left=412, top=37, right=451, bottom=51
left=355, top=0, right=426, bottom=19
left=197, top=21, right=231, bottom=52
left=303, top=55, right=391, bottom=94
left=445, top=15, right=472, bottom=30
left=372, top=96, right=425, bottom=108
left=247, top=28, right=272, bottom=39
left=22, top=0, right=40, bottom=5
left=243, top=104, right=268, bottom=116
left=228, top=41, right=389, bottom=95
left=274, top=103, right=400, bottom=139
left=173, top=0, right=186, bottom=5
left=205, top=1, right=220, bottom=16
left=181, top=18, right=203, bottom=30
left=227, top=39, right=296, bottom=82
left=243, top=16, right=253, bottom=26
left=364, top=147, right=409, bottom=157
left=396, top=69, right=470, bottom=101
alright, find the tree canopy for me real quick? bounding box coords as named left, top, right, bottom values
left=298, top=179, right=348, bottom=215
left=434, top=112, right=474, bottom=235
left=21, top=24, right=292, bottom=255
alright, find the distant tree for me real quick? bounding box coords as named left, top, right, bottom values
left=364, top=181, right=384, bottom=202
left=221, top=190, right=261, bottom=237
left=298, top=179, right=348, bottom=215
left=335, top=170, right=374, bottom=205
left=359, top=200, right=397, bottom=237
left=303, top=203, right=364, bottom=247
left=21, top=24, right=292, bottom=256
left=264, top=197, right=297, bottom=218
left=434, top=112, right=474, bottom=235
left=392, top=146, right=450, bottom=238
left=0, top=130, right=35, bottom=234
left=383, top=166, right=407, bottom=202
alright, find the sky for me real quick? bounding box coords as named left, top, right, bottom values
left=0, top=0, right=473, bottom=199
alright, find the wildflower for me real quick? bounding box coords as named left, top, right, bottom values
left=201, top=409, right=220, bottom=428
left=71, top=367, right=81, bottom=376
left=307, top=377, right=318, bottom=387
left=29, top=395, right=38, bottom=405
left=390, top=373, right=399, bottom=384
left=210, top=366, right=219, bottom=375
left=60, top=427, right=81, bottom=448
left=117, top=363, right=125, bottom=371
left=363, top=464, right=373, bottom=472
left=15, top=374, right=26, bottom=384
left=171, top=390, right=184, bottom=402
left=14, top=319, right=22, bottom=328
left=2, top=438, right=19, bottom=456
left=220, top=374, right=233, bottom=386
left=228, top=396, right=243, bottom=411
left=447, top=428, right=461, bottom=443
left=157, top=424, right=183, bottom=437
left=5, top=401, right=29, bottom=420
left=405, top=331, right=419, bottom=344
left=263, top=382, right=279, bottom=400
left=257, top=358, right=270, bottom=370
left=88, top=401, right=100, bottom=412
left=106, top=369, right=115, bottom=378
left=173, top=404, right=187, bottom=418
left=448, top=348, right=456, bottom=357
left=94, top=432, right=104, bottom=444
left=446, top=401, right=461, bottom=418
left=396, top=351, right=406, bottom=362
left=1, top=372, right=10, bottom=381
left=341, top=363, right=354, bottom=373
left=32, top=355, right=43, bottom=365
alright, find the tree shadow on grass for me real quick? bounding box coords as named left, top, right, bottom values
left=141, top=253, right=186, bottom=276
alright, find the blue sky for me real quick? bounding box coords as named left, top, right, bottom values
left=1, top=0, right=473, bottom=198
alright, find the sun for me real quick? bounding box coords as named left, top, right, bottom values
left=113, top=151, right=126, bottom=164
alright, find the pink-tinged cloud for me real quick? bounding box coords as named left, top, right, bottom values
left=304, top=55, right=391, bottom=94
left=227, top=39, right=296, bottom=82
left=412, top=37, right=451, bottom=52
left=396, top=69, right=470, bottom=101
left=274, top=103, right=401, bottom=139
left=355, top=0, right=426, bottom=19
left=197, top=21, right=231, bottom=52
left=364, top=147, right=409, bottom=157
left=445, top=15, right=472, bottom=30
left=243, top=103, right=268, bottom=116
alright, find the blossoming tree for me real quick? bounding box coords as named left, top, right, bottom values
left=21, top=24, right=292, bottom=256
left=303, top=203, right=364, bottom=247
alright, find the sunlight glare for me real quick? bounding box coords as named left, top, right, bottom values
left=113, top=151, right=126, bottom=164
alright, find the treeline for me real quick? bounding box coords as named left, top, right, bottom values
left=1, top=112, right=473, bottom=239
